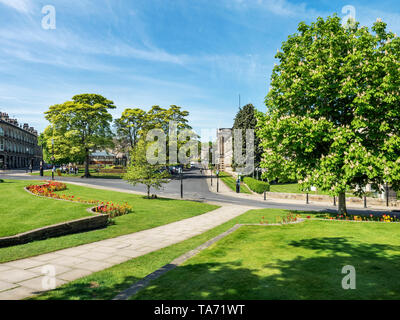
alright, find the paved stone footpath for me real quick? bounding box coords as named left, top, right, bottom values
left=0, top=204, right=254, bottom=300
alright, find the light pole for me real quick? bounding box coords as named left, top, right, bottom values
left=216, top=169, right=219, bottom=193
left=51, top=138, right=55, bottom=181
left=180, top=166, right=183, bottom=199
left=236, top=173, right=241, bottom=193
left=210, top=165, right=213, bottom=186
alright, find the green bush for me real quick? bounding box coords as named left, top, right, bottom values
left=244, top=177, right=270, bottom=194
left=0, top=179, right=3, bottom=183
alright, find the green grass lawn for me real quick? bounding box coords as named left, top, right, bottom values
left=269, top=183, right=357, bottom=197
left=0, top=180, right=92, bottom=237
left=269, top=183, right=330, bottom=195
left=0, top=180, right=219, bottom=263
left=30, top=170, right=124, bottom=179
left=218, top=171, right=252, bottom=194
left=133, top=215, right=400, bottom=300
left=32, top=208, right=400, bottom=300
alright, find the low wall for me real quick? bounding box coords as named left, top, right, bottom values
left=265, top=192, right=400, bottom=207
left=0, top=208, right=108, bottom=248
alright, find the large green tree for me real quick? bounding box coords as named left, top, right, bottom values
left=114, top=105, right=194, bottom=164
left=114, top=108, right=147, bottom=152
left=257, top=15, right=400, bottom=214
left=232, top=103, right=263, bottom=171
left=44, top=94, right=116, bottom=178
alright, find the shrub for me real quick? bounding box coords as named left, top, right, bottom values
left=0, top=179, right=3, bottom=183
left=244, top=177, right=270, bottom=194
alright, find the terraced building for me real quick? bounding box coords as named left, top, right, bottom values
left=0, top=112, right=42, bottom=169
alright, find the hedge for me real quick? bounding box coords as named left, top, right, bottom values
left=244, top=177, right=270, bottom=194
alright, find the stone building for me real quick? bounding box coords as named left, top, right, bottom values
left=216, top=128, right=233, bottom=171
left=0, top=112, right=42, bottom=169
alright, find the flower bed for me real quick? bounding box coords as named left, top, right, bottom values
left=306, top=212, right=400, bottom=223
left=259, top=212, right=300, bottom=225
left=26, top=181, right=132, bottom=218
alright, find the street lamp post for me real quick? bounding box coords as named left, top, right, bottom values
left=180, top=167, right=183, bottom=199
left=216, top=170, right=219, bottom=193
left=236, top=173, right=241, bottom=193
left=51, top=138, right=55, bottom=181
left=386, top=183, right=389, bottom=207
left=210, top=165, right=213, bottom=186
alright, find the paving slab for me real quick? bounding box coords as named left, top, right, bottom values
left=17, top=277, right=67, bottom=293
left=75, top=261, right=113, bottom=272
left=0, top=281, right=18, bottom=292
left=4, top=258, right=47, bottom=270
left=0, top=269, right=39, bottom=283
left=0, top=286, right=35, bottom=300
left=57, top=269, right=93, bottom=282
left=28, top=264, right=72, bottom=276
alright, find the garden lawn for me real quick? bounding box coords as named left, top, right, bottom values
left=0, top=180, right=219, bottom=263
left=32, top=209, right=400, bottom=300
left=32, top=209, right=287, bottom=300
left=218, top=171, right=252, bottom=194
left=132, top=215, right=400, bottom=300
left=269, top=183, right=355, bottom=197
left=0, top=180, right=91, bottom=237
left=30, top=170, right=123, bottom=179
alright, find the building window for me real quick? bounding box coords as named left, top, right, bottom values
left=0, top=138, right=3, bottom=151
left=0, top=127, right=4, bottom=136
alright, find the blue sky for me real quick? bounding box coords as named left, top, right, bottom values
left=1, top=0, right=400, bottom=140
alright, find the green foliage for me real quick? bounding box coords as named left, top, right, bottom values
left=44, top=94, right=116, bottom=176
left=123, top=139, right=171, bottom=198
left=243, top=177, right=270, bottom=193
left=114, top=105, right=193, bottom=161
left=257, top=15, right=400, bottom=212
left=114, top=108, right=147, bottom=152
left=232, top=104, right=262, bottom=168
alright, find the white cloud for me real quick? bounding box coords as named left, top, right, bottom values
left=0, top=0, right=32, bottom=13
left=227, top=0, right=322, bottom=18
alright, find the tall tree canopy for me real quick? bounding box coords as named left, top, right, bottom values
left=232, top=103, right=263, bottom=170
left=44, top=94, right=116, bottom=177
left=114, top=108, right=147, bottom=152
left=114, top=105, right=193, bottom=163
left=257, top=15, right=400, bottom=214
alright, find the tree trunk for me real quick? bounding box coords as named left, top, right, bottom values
left=147, top=185, right=151, bottom=199
left=338, top=192, right=347, bottom=215
left=84, top=150, right=91, bottom=178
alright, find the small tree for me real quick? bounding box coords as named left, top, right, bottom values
left=123, top=140, right=170, bottom=198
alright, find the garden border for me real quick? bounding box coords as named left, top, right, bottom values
left=0, top=187, right=109, bottom=248
left=0, top=207, right=108, bottom=248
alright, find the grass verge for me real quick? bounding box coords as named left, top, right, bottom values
left=218, top=171, right=252, bottom=194
left=0, top=180, right=219, bottom=263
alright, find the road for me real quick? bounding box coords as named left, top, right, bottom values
left=0, top=166, right=389, bottom=215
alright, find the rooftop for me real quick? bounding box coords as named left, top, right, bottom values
left=0, top=112, right=38, bottom=136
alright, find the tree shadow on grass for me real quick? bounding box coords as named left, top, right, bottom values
left=31, top=274, right=142, bottom=300
left=133, top=237, right=400, bottom=300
